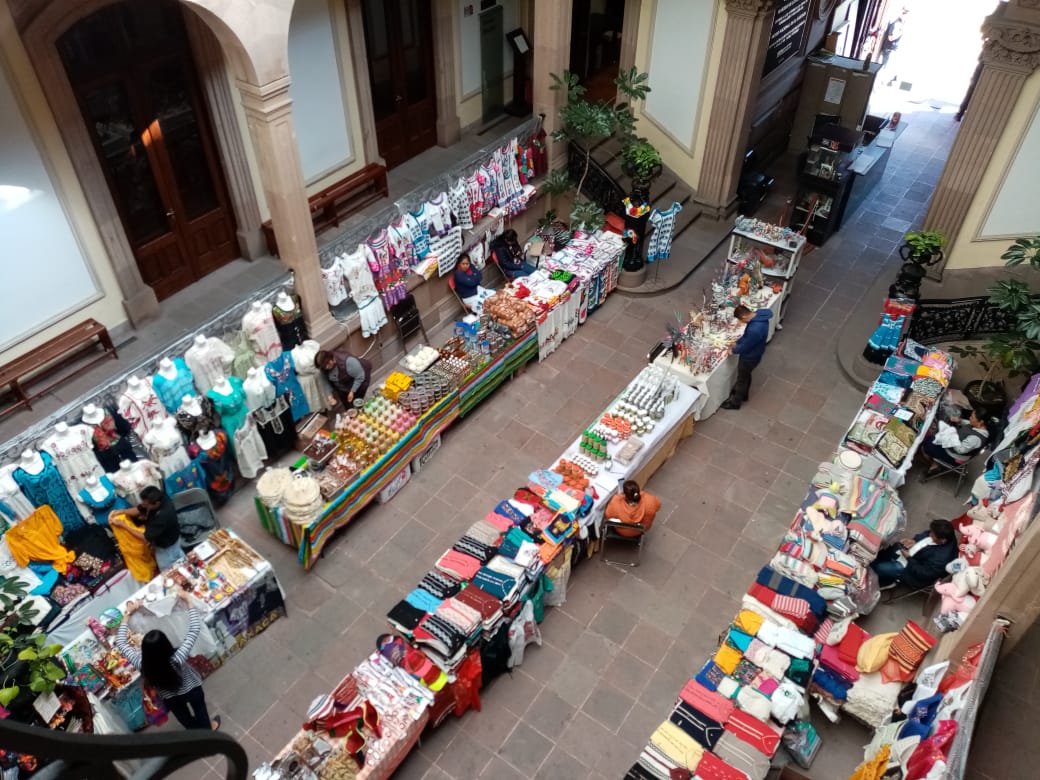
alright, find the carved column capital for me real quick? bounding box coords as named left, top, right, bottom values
left=724, top=0, right=777, bottom=18
left=981, top=10, right=1040, bottom=74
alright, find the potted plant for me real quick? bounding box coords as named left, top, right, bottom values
left=899, top=230, right=945, bottom=266
left=620, top=138, right=663, bottom=203
left=949, top=235, right=1040, bottom=413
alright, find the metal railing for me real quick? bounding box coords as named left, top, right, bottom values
left=567, top=141, right=626, bottom=218
left=0, top=716, right=248, bottom=779
left=905, top=295, right=1019, bottom=345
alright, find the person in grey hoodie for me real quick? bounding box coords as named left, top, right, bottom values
left=721, top=304, right=773, bottom=410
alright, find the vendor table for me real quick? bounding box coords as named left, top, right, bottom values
left=457, top=327, right=538, bottom=417
left=45, top=569, right=141, bottom=647
left=60, top=531, right=283, bottom=730
left=650, top=288, right=783, bottom=419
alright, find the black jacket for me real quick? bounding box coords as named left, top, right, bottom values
left=902, top=530, right=958, bottom=589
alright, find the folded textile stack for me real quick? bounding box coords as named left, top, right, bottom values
left=435, top=597, right=482, bottom=639
left=413, top=613, right=469, bottom=670
left=435, top=549, right=482, bottom=580
left=454, top=583, right=505, bottom=635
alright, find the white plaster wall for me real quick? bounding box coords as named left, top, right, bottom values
left=288, top=0, right=355, bottom=183
left=457, top=0, right=518, bottom=128
left=0, top=47, right=124, bottom=357
left=981, top=99, right=1040, bottom=240
left=642, top=0, right=714, bottom=151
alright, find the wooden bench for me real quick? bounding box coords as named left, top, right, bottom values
left=261, top=163, right=389, bottom=256
left=0, top=318, right=118, bottom=419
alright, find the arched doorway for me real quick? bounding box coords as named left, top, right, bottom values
left=56, top=0, right=237, bottom=300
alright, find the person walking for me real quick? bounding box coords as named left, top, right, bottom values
left=720, top=304, right=773, bottom=410
left=880, top=7, right=909, bottom=86
left=114, top=589, right=220, bottom=730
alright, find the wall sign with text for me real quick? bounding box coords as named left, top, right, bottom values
left=762, top=0, right=811, bottom=78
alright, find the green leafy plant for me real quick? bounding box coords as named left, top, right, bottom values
left=903, top=230, right=945, bottom=259
left=0, top=577, right=49, bottom=709
left=620, top=138, right=663, bottom=184
left=950, top=234, right=1040, bottom=396
left=570, top=200, right=606, bottom=233
left=547, top=67, right=653, bottom=230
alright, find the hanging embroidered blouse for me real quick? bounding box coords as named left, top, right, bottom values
left=243, top=371, right=277, bottom=412
left=0, top=464, right=35, bottom=521
left=254, top=396, right=296, bottom=459
left=151, top=358, right=197, bottom=413
left=264, top=352, right=310, bottom=421
left=184, top=336, right=235, bottom=395
left=89, top=408, right=137, bottom=472
left=118, top=381, right=169, bottom=438
left=366, top=231, right=407, bottom=307
left=207, top=377, right=249, bottom=457
left=321, top=254, right=350, bottom=306
left=233, top=416, right=268, bottom=480
left=13, top=452, right=84, bottom=533
left=42, top=425, right=104, bottom=523
left=77, top=475, right=130, bottom=527
left=175, top=396, right=222, bottom=441
left=478, top=165, right=497, bottom=216
left=187, top=429, right=235, bottom=507
left=291, top=341, right=332, bottom=414
left=164, top=459, right=207, bottom=496
left=465, top=173, right=483, bottom=223
left=110, top=460, right=163, bottom=505
left=407, top=206, right=432, bottom=257
left=449, top=179, right=474, bottom=230
left=225, top=330, right=260, bottom=379
left=272, top=295, right=308, bottom=351
left=143, top=420, right=191, bottom=477
left=427, top=193, right=452, bottom=237
left=388, top=219, right=417, bottom=269
left=242, top=302, right=283, bottom=363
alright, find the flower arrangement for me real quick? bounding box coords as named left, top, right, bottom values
left=622, top=197, right=650, bottom=218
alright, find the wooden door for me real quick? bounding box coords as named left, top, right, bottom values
left=480, top=6, right=504, bottom=123
left=362, top=0, right=437, bottom=169
left=58, top=0, right=237, bottom=300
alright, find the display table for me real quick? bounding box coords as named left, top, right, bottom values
left=651, top=288, right=783, bottom=419
left=59, top=530, right=283, bottom=730
left=457, top=328, right=538, bottom=417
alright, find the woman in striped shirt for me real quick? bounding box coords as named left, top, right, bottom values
left=114, top=589, right=220, bottom=730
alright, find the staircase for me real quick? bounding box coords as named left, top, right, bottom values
left=570, top=138, right=702, bottom=241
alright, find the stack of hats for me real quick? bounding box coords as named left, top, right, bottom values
left=282, top=473, right=324, bottom=526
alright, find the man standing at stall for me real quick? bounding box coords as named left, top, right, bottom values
left=720, top=304, right=772, bottom=411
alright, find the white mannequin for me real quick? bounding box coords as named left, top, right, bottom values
left=19, top=449, right=45, bottom=475
left=250, top=301, right=264, bottom=314
left=83, top=475, right=109, bottom=502
left=54, top=421, right=69, bottom=435
left=193, top=334, right=208, bottom=349
left=118, top=459, right=134, bottom=475
left=82, top=404, right=105, bottom=426
left=127, top=376, right=143, bottom=392
left=157, top=358, right=178, bottom=380
left=196, top=429, right=217, bottom=451
left=180, top=394, right=203, bottom=417
left=212, top=377, right=233, bottom=395
left=243, top=367, right=276, bottom=412
left=275, top=292, right=297, bottom=312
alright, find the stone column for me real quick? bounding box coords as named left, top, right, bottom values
left=618, top=0, right=641, bottom=82
left=922, top=1, right=1040, bottom=262
left=183, top=10, right=265, bottom=259
left=532, top=0, right=573, bottom=170
left=236, top=77, right=344, bottom=346
left=695, top=0, right=777, bottom=218
left=432, top=0, right=462, bottom=146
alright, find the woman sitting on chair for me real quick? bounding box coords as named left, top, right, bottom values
left=871, top=518, right=958, bottom=590
left=490, top=229, right=536, bottom=280
left=920, top=409, right=989, bottom=473
left=453, top=253, right=493, bottom=314
left=604, top=480, right=661, bottom=538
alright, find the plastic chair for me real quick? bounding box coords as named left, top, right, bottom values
left=919, top=445, right=990, bottom=496
left=389, top=293, right=429, bottom=351
left=601, top=519, right=646, bottom=567
left=447, top=274, right=473, bottom=314
left=172, top=487, right=219, bottom=550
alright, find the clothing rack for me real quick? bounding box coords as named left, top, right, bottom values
left=316, top=116, right=540, bottom=268
left=0, top=273, right=293, bottom=465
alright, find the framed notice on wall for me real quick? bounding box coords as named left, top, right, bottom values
left=762, top=0, right=811, bottom=78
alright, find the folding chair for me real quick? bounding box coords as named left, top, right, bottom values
left=389, top=293, right=429, bottom=351
left=601, top=519, right=646, bottom=567
left=446, top=275, right=473, bottom=314
left=919, top=446, right=989, bottom=496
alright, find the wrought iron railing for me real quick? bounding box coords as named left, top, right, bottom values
left=0, top=717, right=248, bottom=779
left=567, top=142, right=626, bottom=218
left=906, top=296, right=1018, bottom=345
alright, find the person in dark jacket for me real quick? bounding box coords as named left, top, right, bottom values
left=118, top=486, right=184, bottom=570
left=720, top=305, right=773, bottom=410
left=453, top=253, right=493, bottom=314
left=490, top=229, right=536, bottom=280
left=316, top=349, right=372, bottom=407
left=872, top=518, right=958, bottom=590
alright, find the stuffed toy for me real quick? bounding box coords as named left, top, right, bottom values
left=960, top=525, right=997, bottom=559
left=935, top=568, right=985, bottom=617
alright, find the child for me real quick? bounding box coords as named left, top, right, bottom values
left=720, top=304, right=773, bottom=410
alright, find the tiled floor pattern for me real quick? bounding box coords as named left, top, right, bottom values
left=141, top=103, right=1030, bottom=780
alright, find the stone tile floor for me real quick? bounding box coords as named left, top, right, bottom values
left=9, top=94, right=1032, bottom=777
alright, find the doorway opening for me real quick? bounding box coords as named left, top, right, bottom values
left=569, top=0, right=625, bottom=102
left=361, top=0, right=437, bottom=170
left=57, top=0, right=237, bottom=301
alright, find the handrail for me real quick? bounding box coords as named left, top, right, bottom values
left=567, top=141, right=626, bottom=218
left=906, top=295, right=1020, bottom=345
left=0, top=717, right=248, bottom=779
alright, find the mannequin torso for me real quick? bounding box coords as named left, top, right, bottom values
left=118, top=376, right=168, bottom=437
left=152, top=357, right=196, bottom=413
left=242, top=301, right=282, bottom=363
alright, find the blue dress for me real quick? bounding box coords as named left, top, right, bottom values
left=265, top=353, right=309, bottom=421
left=164, top=460, right=207, bottom=496
left=77, top=475, right=130, bottom=527
left=13, top=452, right=84, bottom=533
left=152, top=358, right=198, bottom=413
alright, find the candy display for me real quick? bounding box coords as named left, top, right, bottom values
left=579, top=429, right=610, bottom=461
left=382, top=372, right=413, bottom=401
left=620, top=366, right=677, bottom=418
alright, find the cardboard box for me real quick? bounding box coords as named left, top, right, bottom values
left=294, top=413, right=328, bottom=450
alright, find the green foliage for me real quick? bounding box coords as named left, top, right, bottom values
left=1000, top=236, right=1040, bottom=269
left=904, top=230, right=945, bottom=258
left=0, top=686, right=19, bottom=707
left=620, top=138, right=663, bottom=182
left=570, top=199, right=606, bottom=232
left=1, top=578, right=60, bottom=706
left=614, top=66, right=652, bottom=104
left=540, top=168, right=573, bottom=198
